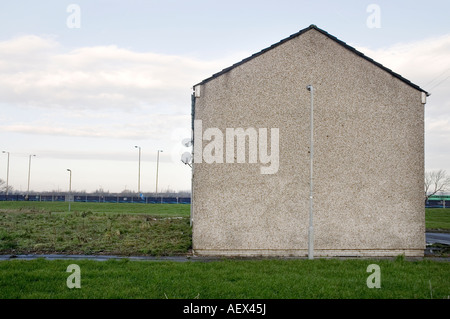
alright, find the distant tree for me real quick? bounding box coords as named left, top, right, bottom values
left=0, top=178, right=5, bottom=193
left=93, top=187, right=109, bottom=195
left=425, top=169, right=450, bottom=202
left=120, top=189, right=135, bottom=196
left=0, top=178, right=13, bottom=194
left=177, top=190, right=191, bottom=197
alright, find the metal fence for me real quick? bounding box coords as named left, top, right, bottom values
left=1, top=194, right=446, bottom=208
left=426, top=195, right=450, bottom=208
left=0, top=194, right=190, bottom=204
left=425, top=199, right=448, bottom=208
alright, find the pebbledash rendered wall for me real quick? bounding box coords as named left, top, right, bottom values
left=191, top=25, right=427, bottom=257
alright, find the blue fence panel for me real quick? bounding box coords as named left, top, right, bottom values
left=178, top=197, right=191, bottom=204
left=132, top=196, right=146, bottom=204
left=54, top=196, right=66, bottom=202
left=40, top=195, right=53, bottom=202
left=162, top=197, right=178, bottom=204
left=0, top=194, right=191, bottom=204
left=103, top=196, right=117, bottom=203
left=26, top=195, right=40, bottom=201
left=74, top=196, right=85, bottom=202
left=146, top=197, right=158, bottom=204
left=85, top=195, right=101, bottom=203
left=97, top=196, right=106, bottom=203
left=0, top=194, right=24, bottom=202
left=426, top=200, right=444, bottom=208
left=118, top=196, right=132, bottom=203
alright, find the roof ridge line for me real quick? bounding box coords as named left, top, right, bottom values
left=194, top=25, right=429, bottom=96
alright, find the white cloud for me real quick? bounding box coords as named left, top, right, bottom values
left=353, top=34, right=450, bottom=107
left=0, top=34, right=59, bottom=57
left=0, top=34, right=246, bottom=147
left=426, top=118, right=450, bottom=133
left=0, top=35, right=240, bottom=113
left=354, top=34, right=450, bottom=78
left=0, top=113, right=190, bottom=140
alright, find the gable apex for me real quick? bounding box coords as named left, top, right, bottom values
left=194, top=25, right=429, bottom=96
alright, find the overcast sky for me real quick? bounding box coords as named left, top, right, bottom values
left=0, top=0, right=449, bottom=193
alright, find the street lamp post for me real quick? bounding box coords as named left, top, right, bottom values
left=2, top=151, right=9, bottom=196
left=135, top=146, right=141, bottom=195
left=26, top=154, right=36, bottom=199
left=67, top=169, right=72, bottom=212
left=156, top=150, right=163, bottom=200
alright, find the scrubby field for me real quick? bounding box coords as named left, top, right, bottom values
left=0, top=202, right=191, bottom=256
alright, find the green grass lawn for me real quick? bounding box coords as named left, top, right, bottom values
left=0, top=202, right=448, bottom=299
left=426, top=208, right=450, bottom=231
left=0, top=257, right=448, bottom=299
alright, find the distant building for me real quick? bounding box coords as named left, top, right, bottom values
left=191, top=25, right=429, bottom=257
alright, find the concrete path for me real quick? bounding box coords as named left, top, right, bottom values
left=0, top=254, right=209, bottom=262
left=0, top=232, right=447, bottom=262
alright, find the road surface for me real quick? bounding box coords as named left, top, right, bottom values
left=426, top=232, right=450, bottom=245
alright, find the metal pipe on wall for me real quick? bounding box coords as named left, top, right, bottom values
left=306, top=85, right=314, bottom=260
